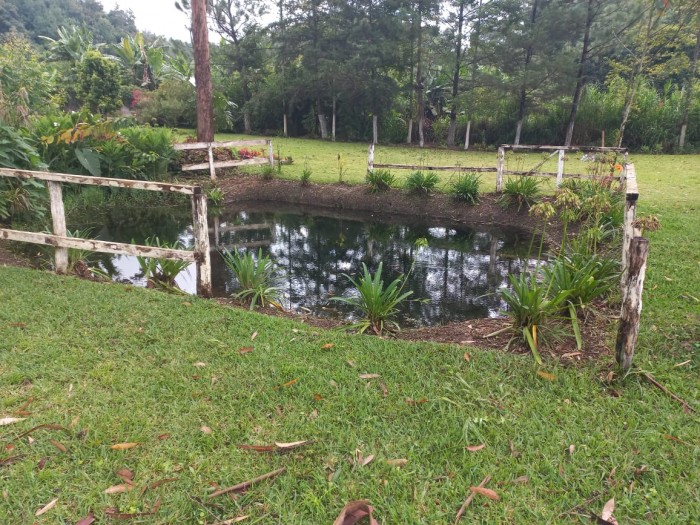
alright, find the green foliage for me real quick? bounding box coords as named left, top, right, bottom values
left=451, top=173, right=481, bottom=204
left=221, top=248, right=282, bottom=309
left=77, top=49, right=123, bottom=114
left=365, top=169, right=395, bottom=193
left=206, top=187, right=224, bottom=205
left=498, top=177, right=542, bottom=211
left=332, top=262, right=413, bottom=335
left=300, top=164, right=312, bottom=185
left=135, top=79, right=197, bottom=128
left=136, top=236, right=190, bottom=292
left=404, top=171, right=439, bottom=195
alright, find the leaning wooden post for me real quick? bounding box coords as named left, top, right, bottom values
left=268, top=140, right=274, bottom=169
left=556, top=149, right=565, bottom=187
left=191, top=187, right=212, bottom=297
left=622, top=164, right=638, bottom=283
left=207, top=144, right=216, bottom=181
left=615, top=236, right=649, bottom=372
left=47, top=181, right=68, bottom=274
left=496, top=147, right=505, bottom=192
left=367, top=143, right=374, bottom=173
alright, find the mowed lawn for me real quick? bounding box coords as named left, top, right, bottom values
left=0, top=142, right=698, bottom=523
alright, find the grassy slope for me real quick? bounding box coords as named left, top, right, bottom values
left=1, top=144, right=698, bottom=524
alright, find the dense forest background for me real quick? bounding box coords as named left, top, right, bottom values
left=1, top=0, right=699, bottom=151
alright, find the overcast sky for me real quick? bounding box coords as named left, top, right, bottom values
left=99, top=0, right=192, bottom=42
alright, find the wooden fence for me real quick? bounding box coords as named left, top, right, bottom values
left=0, top=168, right=212, bottom=297
left=175, top=139, right=275, bottom=180
left=367, top=144, right=629, bottom=192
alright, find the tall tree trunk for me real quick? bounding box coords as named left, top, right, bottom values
left=332, top=96, right=336, bottom=142
left=192, top=0, right=213, bottom=142
left=565, top=0, right=596, bottom=147
left=416, top=0, right=425, bottom=148
left=406, top=118, right=413, bottom=143
left=514, top=0, right=539, bottom=146
left=317, top=99, right=328, bottom=139
left=680, top=29, right=700, bottom=149
left=447, top=0, right=466, bottom=147
left=465, top=0, right=483, bottom=150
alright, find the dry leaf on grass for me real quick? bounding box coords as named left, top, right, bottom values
left=0, top=417, right=26, bottom=426
left=332, top=500, right=379, bottom=525
left=379, top=383, right=389, bottom=398
left=49, top=439, right=67, bottom=453
left=313, top=393, right=324, bottom=401
left=309, top=409, right=319, bottom=420
left=322, top=343, right=334, bottom=350
left=513, top=476, right=529, bottom=484
left=465, top=444, right=486, bottom=452
left=469, top=486, right=500, bottom=501
left=237, top=440, right=312, bottom=453
left=463, top=352, right=471, bottom=362
left=405, top=398, right=427, bottom=406
left=386, top=458, right=408, bottom=467
left=157, top=433, right=170, bottom=440
left=250, top=331, right=258, bottom=341
left=35, top=498, right=58, bottom=516
left=194, top=362, right=207, bottom=368
left=362, top=455, right=375, bottom=467
left=201, top=426, right=213, bottom=434
left=75, top=512, right=96, bottom=525
left=116, top=468, right=135, bottom=484
left=593, top=497, right=619, bottom=525
left=359, top=374, right=380, bottom=379
left=209, top=467, right=286, bottom=498
left=537, top=371, right=556, bottom=381
left=664, top=434, right=690, bottom=446
left=213, top=517, right=250, bottom=524
left=238, top=346, right=254, bottom=354
left=111, top=443, right=139, bottom=450
left=104, top=484, right=133, bottom=494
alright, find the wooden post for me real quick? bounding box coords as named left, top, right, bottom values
left=496, top=147, right=505, bottom=192
left=283, top=113, right=288, bottom=137
left=622, top=195, right=637, bottom=283
left=601, top=130, right=605, bottom=147
left=48, top=181, right=68, bottom=274
left=367, top=143, right=374, bottom=173
left=556, top=149, right=565, bottom=187
left=464, top=120, right=471, bottom=150
left=615, top=236, right=649, bottom=372
left=191, top=189, right=212, bottom=297
left=372, top=115, right=378, bottom=145
left=207, top=145, right=216, bottom=181
left=268, top=140, right=274, bottom=169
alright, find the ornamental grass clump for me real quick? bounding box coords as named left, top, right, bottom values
left=365, top=169, right=395, bottom=193
left=136, top=236, right=190, bottom=292
left=451, top=173, right=481, bottom=204
left=404, top=171, right=439, bottom=195
left=498, top=176, right=542, bottom=211
left=221, top=248, right=282, bottom=310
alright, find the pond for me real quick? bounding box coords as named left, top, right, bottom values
left=69, top=203, right=541, bottom=327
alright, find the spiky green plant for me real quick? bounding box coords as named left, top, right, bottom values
left=451, top=173, right=481, bottom=204
left=498, top=176, right=542, bottom=211
left=365, top=169, right=395, bottom=193
left=221, top=248, right=282, bottom=309
left=332, top=262, right=413, bottom=335
left=136, top=236, right=190, bottom=292
left=404, top=171, right=439, bottom=195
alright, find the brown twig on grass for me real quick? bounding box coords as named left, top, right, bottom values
left=641, top=372, right=696, bottom=414
left=209, top=467, right=287, bottom=498
left=454, top=475, right=492, bottom=524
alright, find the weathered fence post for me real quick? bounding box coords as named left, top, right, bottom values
left=368, top=143, right=374, bottom=173
left=207, top=144, right=216, bottom=181
left=464, top=120, right=471, bottom=150
left=496, top=147, right=505, bottom=192
left=622, top=164, right=638, bottom=284
left=47, top=181, right=68, bottom=274
left=191, top=188, right=212, bottom=297
left=268, top=140, right=275, bottom=169
left=615, top=236, right=649, bottom=372
left=556, top=149, right=565, bottom=187
left=372, top=115, right=378, bottom=145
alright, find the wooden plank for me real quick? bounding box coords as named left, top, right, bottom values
left=368, top=143, right=374, bottom=173
left=616, top=237, right=649, bottom=372
left=501, top=145, right=627, bottom=153
left=556, top=149, right=565, bottom=187
left=0, top=168, right=199, bottom=195
left=207, top=145, right=216, bottom=180
left=372, top=163, right=497, bottom=172
left=181, top=157, right=269, bottom=172
left=0, top=229, right=196, bottom=261
left=268, top=140, right=275, bottom=168
left=174, top=140, right=269, bottom=150
left=621, top=196, right=637, bottom=283
left=212, top=223, right=271, bottom=234
left=191, top=193, right=212, bottom=297
left=47, top=181, right=68, bottom=274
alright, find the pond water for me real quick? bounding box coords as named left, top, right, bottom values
left=69, top=203, right=541, bottom=327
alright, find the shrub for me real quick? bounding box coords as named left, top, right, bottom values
left=365, top=169, right=395, bottom=193
left=135, top=78, right=196, bottom=128
left=300, top=166, right=312, bottom=185
left=77, top=49, right=123, bottom=114
left=136, top=237, right=191, bottom=292
left=404, top=171, right=440, bottom=195
left=221, top=248, right=282, bottom=309
left=451, top=173, right=481, bottom=204
left=498, top=176, right=542, bottom=211
left=332, top=262, right=413, bottom=335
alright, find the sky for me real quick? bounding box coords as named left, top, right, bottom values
left=99, top=0, right=192, bottom=42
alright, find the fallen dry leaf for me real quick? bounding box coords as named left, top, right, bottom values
left=322, top=343, right=334, bottom=350
left=513, top=476, right=529, bottom=484
left=157, top=433, right=170, bottom=440
left=359, top=373, right=380, bottom=379
left=275, top=440, right=312, bottom=450
left=104, top=484, right=133, bottom=494
left=116, top=468, right=135, bottom=484
left=111, top=443, right=139, bottom=450
left=309, top=409, right=319, bottom=420
left=9, top=322, right=27, bottom=328
left=463, top=352, right=471, bottom=362
left=0, top=417, right=26, bottom=426
left=27, top=436, right=35, bottom=445
left=238, top=346, right=253, bottom=354
left=664, top=434, right=690, bottom=446
left=250, top=331, right=258, bottom=341
left=601, top=498, right=615, bottom=520
left=214, top=517, right=250, bottom=524
left=49, top=439, right=67, bottom=453
left=36, top=457, right=48, bottom=470
left=569, top=444, right=575, bottom=455
left=537, top=371, right=556, bottom=381
left=69, top=416, right=80, bottom=428
left=386, top=458, right=408, bottom=467
left=75, top=512, right=96, bottom=525
left=194, top=362, right=207, bottom=368
left=465, top=444, right=486, bottom=452
left=209, top=467, right=286, bottom=498
left=332, top=500, right=379, bottom=525
left=346, top=360, right=356, bottom=368
left=469, top=486, right=500, bottom=501
left=35, top=498, right=58, bottom=516
left=279, top=379, right=298, bottom=388
left=405, top=398, right=428, bottom=406
left=201, top=426, right=213, bottom=434
left=379, top=383, right=389, bottom=398
left=313, top=393, right=324, bottom=401
left=361, top=455, right=375, bottom=467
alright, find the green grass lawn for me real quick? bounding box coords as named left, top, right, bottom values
left=1, top=141, right=698, bottom=523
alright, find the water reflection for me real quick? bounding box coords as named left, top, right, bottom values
left=69, top=204, right=540, bottom=326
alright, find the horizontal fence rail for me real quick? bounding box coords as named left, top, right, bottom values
left=175, top=139, right=275, bottom=180
left=0, top=169, right=212, bottom=297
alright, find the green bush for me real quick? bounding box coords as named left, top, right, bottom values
left=221, top=248, right=282, bottom=309
left=77, top=49, right=123, bottom=114
left=365, top=169, right=395, bottom=193
left=135, top=79, right=197, bottom=128
left=451, top=173, right=481, bottom=204
left=498, top=176, right=542, bottom=211
left=404, top=171, right=439, bottom=195
left=136, top=237, right=190, bottom=292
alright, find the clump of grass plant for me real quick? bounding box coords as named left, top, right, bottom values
left=260, top=165, right=276, bottom=180
left=300, top=160, right=312, bottom=185
left=136, top=236, right=191, bottom=293
left=365, top=169, right=395, bottom=193
left=221, top=248, right=282, bottom=309
left=498, top=176, right=542, bottom=211
left=404, top=171, right=439, bottom=195
left=332, top=261, right=413, bottom=335
left=451, top=173, right=481, bottom=204
left=206, top=187, right=224, bottom=205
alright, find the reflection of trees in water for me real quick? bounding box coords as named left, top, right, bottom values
left=214, top=210, right=537, bottom=326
